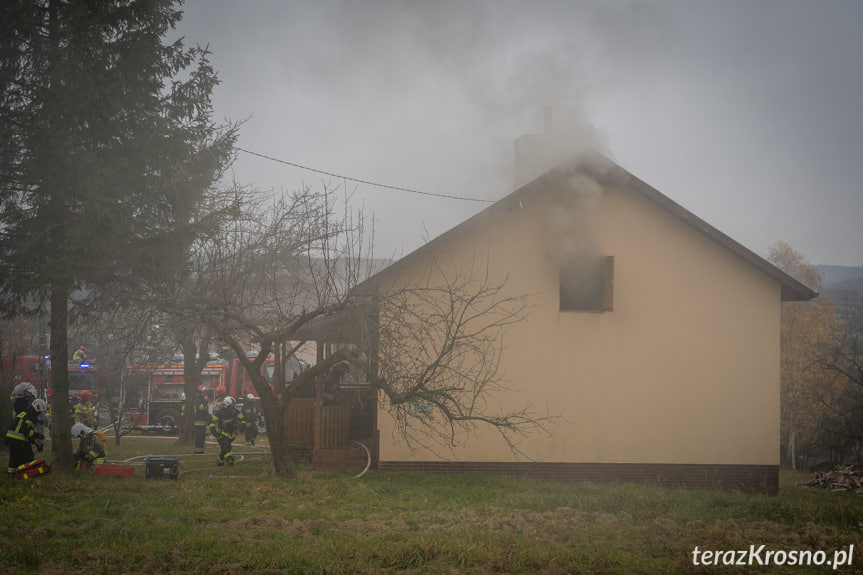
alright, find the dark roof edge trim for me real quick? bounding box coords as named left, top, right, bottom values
left=590, top=162, right=818, bottom=302
left=357, top=152, right=818, bottom=303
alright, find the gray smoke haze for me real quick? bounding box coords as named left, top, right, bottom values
left=174, top=0, right=863, bottom=265
left=545, top=173, right=605, bottom=267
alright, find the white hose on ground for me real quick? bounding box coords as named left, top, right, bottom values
left=119, top=453, right=245, bottom=463
left=350, top=440, right=371, bottom=479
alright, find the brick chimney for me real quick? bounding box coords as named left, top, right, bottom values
left=513, top=107, right=571, bottom=190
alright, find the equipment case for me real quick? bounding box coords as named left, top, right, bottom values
left=93, top=464, right=134, bottom=478
left=145, top=456, right=179, bottom=480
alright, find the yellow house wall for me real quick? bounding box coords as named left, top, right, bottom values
left=377, top=180, right=781, bottom=466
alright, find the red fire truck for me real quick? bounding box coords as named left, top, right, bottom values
left=2, top=355, right=47, bottom=395
left=68, top=362, right=100, bottom=398
left=3, top=355, right=99, bottom=401
left=121, top=359, right=228, bottom=433
left=3, top=355, right=109, bottom=426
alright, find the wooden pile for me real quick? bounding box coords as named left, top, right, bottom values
left=801, top=466, right=863, bottom=492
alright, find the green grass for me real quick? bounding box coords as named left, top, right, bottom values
left=3, top=435, right=863, bottom=574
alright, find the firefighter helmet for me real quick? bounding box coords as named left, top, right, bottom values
left=198, top=385, right=208, bottom=393
left=247, top=393, right=254, bottom=400
left=71, top=423, right=92, bottom=437
left=32, top=398, right=47, bottom=413
left=79, top=390, right=92, bottom=400
left=215, top=385, right=226, bottom=396
left=12, top=382, right=37, bottom=399
left=222, top=396, right=235, bottom=407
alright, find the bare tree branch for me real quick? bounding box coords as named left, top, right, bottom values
left=368, top=256, right=552, bottom=457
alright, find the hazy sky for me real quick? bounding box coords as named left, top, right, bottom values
left=174, top=0, right=863, bottom=266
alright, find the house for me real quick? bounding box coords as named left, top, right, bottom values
left=355, top=145, right=816, bottom=494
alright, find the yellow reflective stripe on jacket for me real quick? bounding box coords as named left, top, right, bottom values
left=6, top=430, right=26, bottom=441
left=11, top=411, right=35, bottom=439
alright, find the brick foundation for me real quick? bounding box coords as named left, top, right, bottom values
left=313, top=446, right=376, bottom=471
left=377, top=461, right=779, bottom=494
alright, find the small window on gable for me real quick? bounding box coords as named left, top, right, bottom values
left=560, top=255, right=614, bottom=312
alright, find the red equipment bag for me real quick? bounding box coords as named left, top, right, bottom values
left=17, top=459, right=51, bottom=480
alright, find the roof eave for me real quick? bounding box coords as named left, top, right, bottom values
left=357, top=152, right=820, bottom=304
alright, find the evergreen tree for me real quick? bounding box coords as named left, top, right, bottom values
left=0, top=0, right=236, bottom=470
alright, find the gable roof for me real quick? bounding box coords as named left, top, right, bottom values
left=358, top=152, right=818, bottom=302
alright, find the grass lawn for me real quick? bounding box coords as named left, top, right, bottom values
left=2, top=434, right=863, bottom=574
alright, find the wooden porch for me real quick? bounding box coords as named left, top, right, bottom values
left=282, top=304, right=381, bottom=471
left=283, top=397, right=377, bottom=471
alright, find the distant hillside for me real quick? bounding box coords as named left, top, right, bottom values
left=818, top=265, right=863, bottom=288
left=831, top=277, right=863, bottom=292
left=818, top=265, right=863, bottom=321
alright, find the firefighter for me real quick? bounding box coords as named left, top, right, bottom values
left=218, top=341, right=234, bottom=362
left=69, top=391, right=80, bottom=416
left=71, top=423, right=106, bottom=469
left=6, top=398, right=47, bottom=476
left=74, top=390, right=96, bottom=428
left=192, top=385, right=210, bottom=454
left=242, top=394, right=260, bottom=446
left=214, top=385, right=227, bottom=408
left=72, top=345, right=88, bottom=364
left=10, top=382, right=37, bottom=416
left=208, top=395, right=244, bottom=466
left=145, top=330, right=160, bottom=363
left=180, top=387, right=209, bottom=451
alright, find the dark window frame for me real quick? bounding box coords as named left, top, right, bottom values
left=559, top=255, right=614, bottom=312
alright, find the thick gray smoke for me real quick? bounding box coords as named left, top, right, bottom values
left=325, top=0, right=671, bottom=195
left=173, top=1, right=863, bottom=265
left=543, top=172, right=606, bottom=274
left=176, top=0, right=674, bottom=255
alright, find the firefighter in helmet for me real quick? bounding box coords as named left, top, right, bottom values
left=74, top=389, right=96, bottom=428
left=208, top=396, right=244, bottom=466
left=192, top=385, right=211, bottom=454
left=6, top=397, right=47, bottom=476
left=72, top=346, right=88, bottom=364
left=72, top=423, right=106, bottom=469
left=10, top=382, right=37, bottom=417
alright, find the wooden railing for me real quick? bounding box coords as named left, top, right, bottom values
left=283, top=399, right=351, bottom=449
left=318, top=405, right=351, bottom=449
left=284, top=399, right=314, bottom=445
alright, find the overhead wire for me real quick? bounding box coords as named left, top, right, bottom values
left=236, top=147, right=495, bottom=204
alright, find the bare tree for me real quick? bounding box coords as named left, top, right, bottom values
left=812, top=309, right=863, bottom=462
left=170, top=183, right=371, bottom=476
left=768, top=242, right=836, bottom=468
left=176, top=181, right=552, bottom=476
left=366, top=257, right=548, bottom=456
left=175, top=330, right=214, bottom=443
left=71, top=177, right=245, bottom=447
left=70, top=302, right=161, bottom=446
